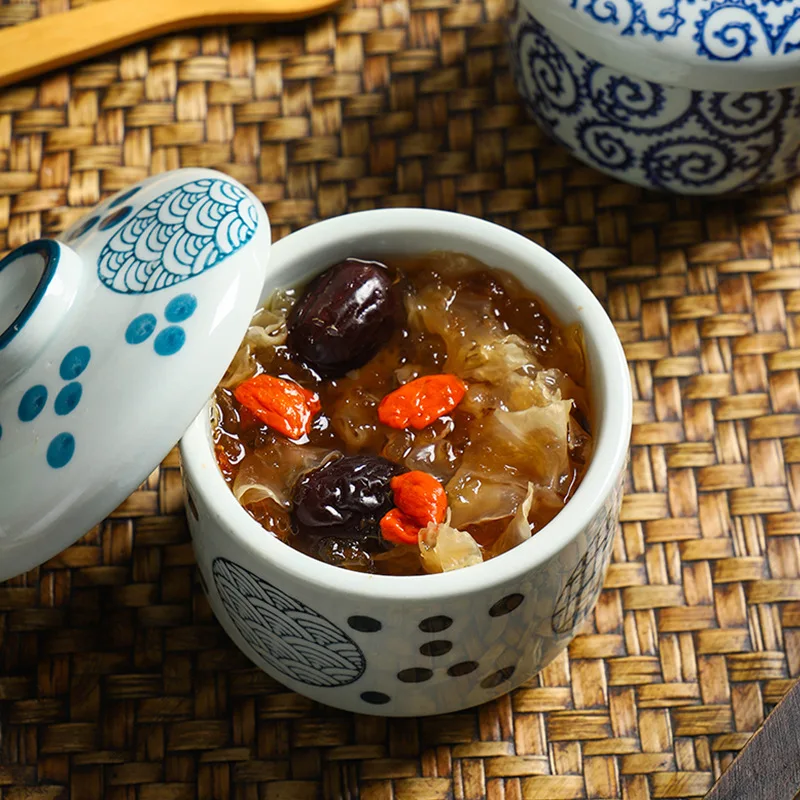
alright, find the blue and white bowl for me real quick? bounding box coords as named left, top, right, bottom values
left=508, top=0, right=800, bottom=195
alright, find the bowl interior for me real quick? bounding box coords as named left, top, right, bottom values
left=181, top=208, right=632, bottom=600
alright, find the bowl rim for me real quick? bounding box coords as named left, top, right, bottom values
left=180, top=207, right=632, bottom=601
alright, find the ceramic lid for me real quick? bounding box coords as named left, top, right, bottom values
left=524, top=0, right=800, bottom=92
left=0, top=168, right=270, bottom=582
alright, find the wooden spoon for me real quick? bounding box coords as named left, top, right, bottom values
left=0, top=0, right=341, bottom=89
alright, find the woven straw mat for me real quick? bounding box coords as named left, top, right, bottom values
left=2, top=0, right=800, bottom=798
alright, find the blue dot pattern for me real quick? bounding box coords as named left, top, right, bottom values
left=109, top=186, right=139, bottom=208
left=68, top=215, right=99, bottom=241
left=99, top=206, right=133, bottom=231
left=18, top=385, right=48, bottom=422
left=164, top=293, right=197, bottom=323
left=60, top=346, right=91, bottom=380
left=154, top=326, right=186, bottom=356
left=54, top=382, right=82, bottom=416
left=47, top=433, right=75, bottom=469
left=126, top=314, right=157, bottom=344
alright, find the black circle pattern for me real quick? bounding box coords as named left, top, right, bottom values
left=397, top=668, right=433, bottom=683
left=361, top=691, right=391, bottom=705
left=212, top=558, right=366, bottom=688
left=480, top=666, right=516, bottom=689
left=447, top=661, right=479, bottom=677
left=420, top=640, right=452, bottom=657
left=348, top=616, right=382, bottom=633
left=489, top=594, right=525, bottom=617
left=419, top=616, right=452, bottom=633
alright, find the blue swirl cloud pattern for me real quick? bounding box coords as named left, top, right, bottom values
left=98, top=179, right=259, bottom=294
left=509, top=8, right=800, bottom=193
left=212, top=558, right=366, bottom=688
left=564, top=0, right=800, bottom=60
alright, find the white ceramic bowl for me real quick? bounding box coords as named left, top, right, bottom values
left=179, top=208, right=632, bottom=717
left=508, top=0, right=800, bottom=195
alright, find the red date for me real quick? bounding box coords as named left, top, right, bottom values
left=286, top=259, right=396, bottom=378
left=292, top=455, right=404, bottom=546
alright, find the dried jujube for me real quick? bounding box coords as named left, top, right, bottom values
left=292, top=455, right=405, bottom=544
left=287, top=259, right=396, bottom=377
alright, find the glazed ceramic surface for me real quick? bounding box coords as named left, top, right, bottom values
left=508, top=0, right=800, bottom=194
left=179, top=208, right=633, bottom=717
left=0, top=168, right=270, bottom=583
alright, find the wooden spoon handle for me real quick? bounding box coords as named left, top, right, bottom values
left=0, top=0, right=340, bottom=89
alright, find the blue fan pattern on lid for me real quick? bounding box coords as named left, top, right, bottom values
left=565, top=0, right=800, bottom=61
left=97, top=178, right=259, bottom=294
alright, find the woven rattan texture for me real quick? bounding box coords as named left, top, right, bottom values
left=3, top=0, right=800, bottom=798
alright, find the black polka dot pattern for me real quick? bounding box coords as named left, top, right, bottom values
left=420, top=640, right=452, bottom=657
left=480, top=666, right=516, bottom=689
left=489, top=594, right=524, bottom=617
left=397, top=668, right=433, bottom=683
left=447, top=661, right=479, bottom=677
left=419, top=615, right=452, bottom=633
left=348, top=616, right=382, bottom=633
left=361, top=691, right=391, bottom=705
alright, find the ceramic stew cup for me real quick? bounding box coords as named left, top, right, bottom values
left=180, top=208, right=633, bottom=718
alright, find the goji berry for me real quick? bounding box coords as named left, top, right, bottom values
left=390, top=471, right=447, bottom=527
left=234, top=374, right=321, bottom=440
left=380, top=508, right=421, bottom=545
left=378, top=374, right=467, bottom=430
